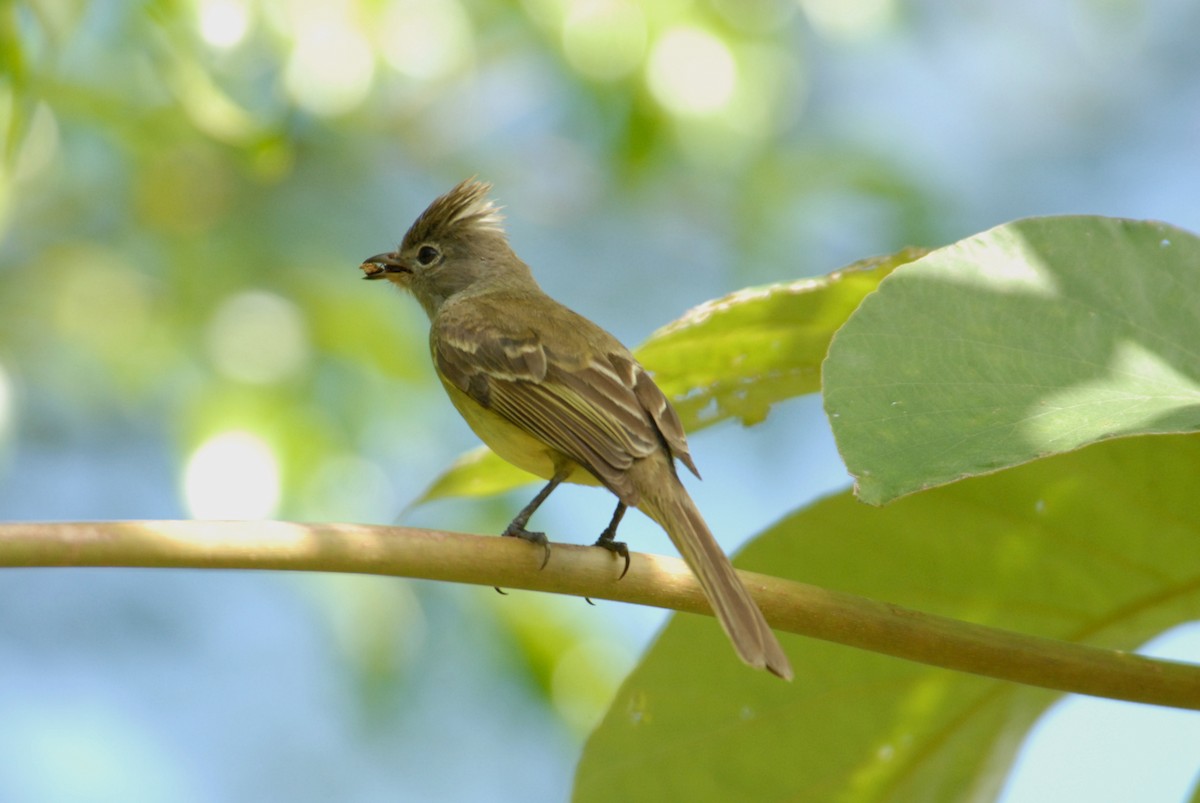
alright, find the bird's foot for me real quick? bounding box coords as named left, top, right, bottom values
left=593, top=532, right=631, bottom=580
left=503, top=522, right=552, bottom=570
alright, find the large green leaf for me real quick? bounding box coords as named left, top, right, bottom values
left=576, top=433, right=1200, bottom=801
left=824, top=216, right=1200, bottom=505
left=413, top=249, right=924, bottom=506
left=639, top=248, right=927, bottom=428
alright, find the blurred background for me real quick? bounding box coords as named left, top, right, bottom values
left=1, top=0, right=1199, bottom=800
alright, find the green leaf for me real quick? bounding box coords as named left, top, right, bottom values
left=824, top=216, right=1200, bottom=505
left=409, top=445, right=539, bottom=507
left=576, top=433, right=1200, bottom=802
left=639, top=248, right=927, bottom=430
left=412, top=248, right=925, bottom=506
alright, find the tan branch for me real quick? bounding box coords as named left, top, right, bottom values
left=2, top=520, right=1196, bottom=709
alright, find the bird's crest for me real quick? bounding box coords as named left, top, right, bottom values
left=403, top=178, right=505, bottom=248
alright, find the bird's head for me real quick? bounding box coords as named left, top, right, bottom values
left=361, top=179, right=534, bottom=317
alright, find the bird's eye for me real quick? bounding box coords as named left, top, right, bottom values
left=416, top=245, right=440, bottom=266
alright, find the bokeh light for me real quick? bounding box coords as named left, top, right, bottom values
left=798, top=0, right=896, bottom=40
left=379, top=0, right=473, bottom=81
left=183, top=431, right=281, bottom=519
left=197, top=0, right=251, bottom=49
left=561, top=0, right=647, bottom=82
left=51, top=248, right=165, bottom=379
left=282, top=2, right=374, bottom=116
left=205, top=291, right=310, bottom=385
left=647, top=26, right=737, bottom=116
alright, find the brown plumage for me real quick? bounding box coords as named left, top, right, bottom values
left=362, top=179, right=792, bottom=680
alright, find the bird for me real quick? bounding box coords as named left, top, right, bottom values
left=361, top=179, right=792, bottom=680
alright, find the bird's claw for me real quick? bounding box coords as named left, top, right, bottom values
left=503, top=523, right=552, bottom=570
left=594, top=535, right=631, bottom=580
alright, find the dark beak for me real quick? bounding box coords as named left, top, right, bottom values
left=361, top=252, right=409, bottom=280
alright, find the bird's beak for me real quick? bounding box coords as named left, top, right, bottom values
left=361, top=252, right=409, bottom=280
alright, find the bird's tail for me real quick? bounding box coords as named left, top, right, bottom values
left=636, top=463, right=793, bottom=681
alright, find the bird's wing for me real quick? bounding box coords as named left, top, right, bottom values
left=433, top=298, right=695, bottom=503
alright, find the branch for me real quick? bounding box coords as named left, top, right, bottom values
left=3, top=520, right=1197, bottom=709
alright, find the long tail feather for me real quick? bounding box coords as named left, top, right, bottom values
left=635, top=462, right=793, bottom=680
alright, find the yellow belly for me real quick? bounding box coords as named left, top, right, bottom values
left=439, top=377, right=601, bottom=487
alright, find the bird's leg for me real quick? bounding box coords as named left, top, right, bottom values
left=593, top=502, right=631, bottom=579
left=502, top=472, right=565, bottom=570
